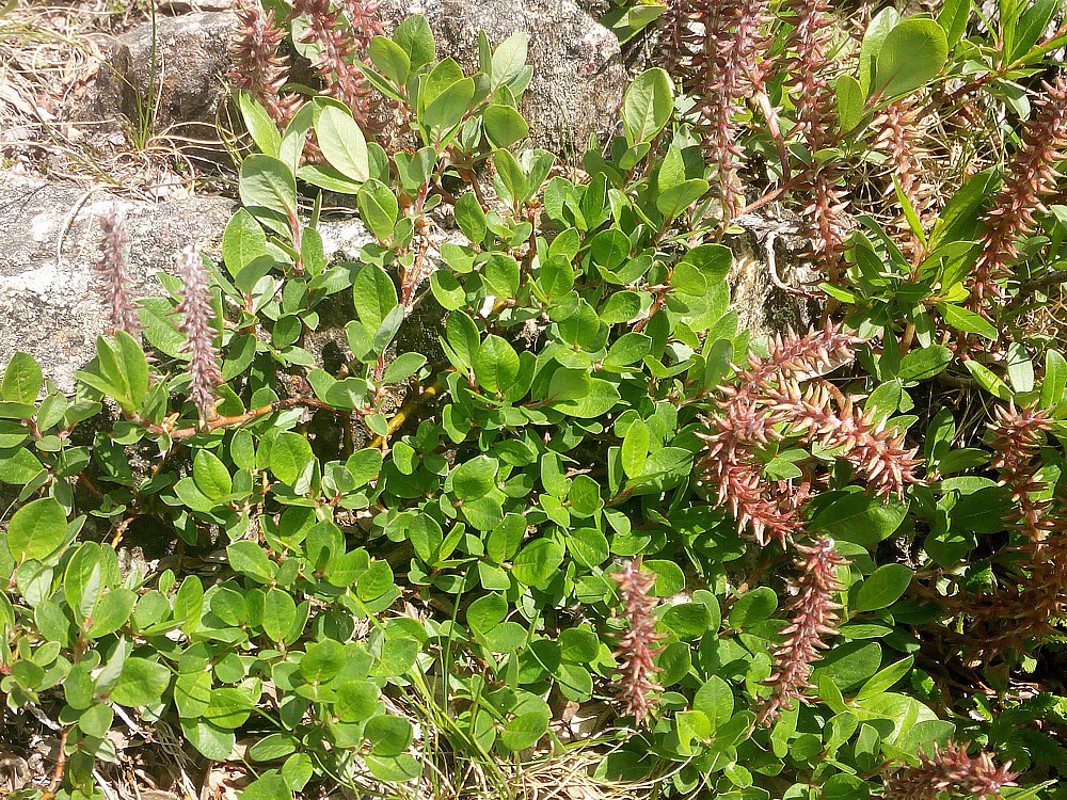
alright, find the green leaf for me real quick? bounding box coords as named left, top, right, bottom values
left=621, top=419, right=649, bottom=479
left=358, top=179, right=399, bottom=242
left=728, top=587, right=777, bottom=630
left=270, top=432, right=314, bottom=486
left=227, top=541, right=275, bottom=583
left=853, top=564, right=912, bottom=612
left=483, top=104, right=529, bottom=148
left=393, top=14, right=436, bottom=71
left=936, top=303, right=998, bottom=340
left=193, top=450, right=232, bottom=500
left=663, top=603, right=713, bottom=641
left=836, top=75, right=866, bottom=132
left=964, top=360, right=1013, bottom=401
left=874, top=18, right=948, bottom=97
left=111, top=657, right=171, bottom=707
left=622, top=68, right=674, bottom=146
left=424, top=76, right=476, bottom=131
left=512, top=538, right=565, bottom=586
left=222, top=209, right=267, bottom=281
left=500, top=710, right=549, bottom=751
left=453, top=455, right=498, bottom=500
left=238, top=91, right=280, bottom=156
left=475, top=335, right=520, bottom=395
left=182, top=719, right=235, bottom=761
left=369, top=35, right=411, bottom=85
left=898, top=345, right=952, bottom=381
left=859, top=6, right=899, bottom=95
left=353, top=264, right=399, bottom=338
left=811, top=492, right=908, bottom=547
left=335, top=680, right=380, bottom=722
left=6, top=497, right=66, bottom=562
left=455, top=193, right=487, bottom=242
left=241, top=773, right=292, bottom=800
left=240, top=155, right=297, bottom=217
left=2, top=353, right=41, bottom=404
left=467, top=593, right=507, bottom=635
left=300, top=639, right=346, bottom=684
left=314, top=103, right=369, bottom=183
left=0, top=448, right=45, bottom=485
left=1041, top=350, right=1066, bottom=408
left=491, top=30, right=528, bottom=88
left=383, top=353, right=426, bottom=383
left=937, top=0, right=971, bottom=48
left=494, top=148, right=527, bottom=208
left=856, top=656, right=914, bottom=701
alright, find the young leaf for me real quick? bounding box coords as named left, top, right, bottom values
left=622, top=68, right=674, bottom=146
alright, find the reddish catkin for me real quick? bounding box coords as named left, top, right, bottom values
left=289, top=0, right=385, bottom=134
left=970, top=404, right=1067, bottom=654
left=96, top=209, right=142, bottom=337
left=873, top=97, right=936, bottom=258
left=664, top=0, right=773, bottom=218
left=781, top=0, right=850, bottom=278
left=696, top=326, right=922, bottom=546
left=758, top=536, right=848, bottom=724
left=610, top=560, right=666, bottom=727
left=971, top=73, right=1067, bottom=310
left=883, top=742, right=1017, bottom=800
left=175, top=247, right=222, bottom=422
left=229, top=1, right=300, bottom=126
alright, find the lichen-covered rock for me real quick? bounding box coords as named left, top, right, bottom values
left=79, top=11, right=239, bottom=137
left=380, top=0, right=626, bottom=154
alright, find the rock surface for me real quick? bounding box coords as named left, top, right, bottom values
left=0, top=173, right=235, bottom=393
left=0, top=172, right=376, bottom=394
left=80, top=11, right=239, bottom=137
left=380, top=0, right=626, bottom=153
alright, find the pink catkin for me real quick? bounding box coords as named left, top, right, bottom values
left=96, top=209, right=142, bottom=337
left=175, top=247, right=222, bottom=422
left=697, top=325, right=922, bottom=546
left=884, top=742, right=1017, bottom=800
left=971, top=73, right=1067, bottom=311
left=873, top=97, right=935, bottom=257
left=289, top=0, right=386, bottom=134
left=758, top=536, right=847, bottom=724
left=664, top=0, right=773, bottom=218
left=229, top=1, right=301, bottom=127
left=970, top=403, right=1067, bottom=654
left=610, top=561, right=666, bottom=726
left=781, top=0, right=850, bottom=279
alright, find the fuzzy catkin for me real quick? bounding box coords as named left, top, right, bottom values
left=610, top=560, right=665, bottom=726
left=873, top=97, right=935, bottom=258
left=696, top=325, right=922, bottom=546
left=971, top=73, right=1067, bottom=309
left=781, top=0, right=850, bottom=278
left=96, top=209, right=142, bottom=337
left=229, top=1, right=300, bottom=126
left=176, top=246, right=222, bottom=422
left=758, top=536, right=847, bottom=723
left=664, top=0, right=773, bottom=218
left=289, top=0, right=385, bottom=134
left=884, top=742, right=1017, bottom=800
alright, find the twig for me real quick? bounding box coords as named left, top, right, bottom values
left=137, top=396, right=351, bottom=440
left=1005, top=269, right=1067, bottom=310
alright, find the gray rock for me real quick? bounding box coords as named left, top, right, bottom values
left=160, top=0, right=237, bottom=10
left=80, top=11, right=239, bottom=138
left=380, top=0, right=626, bottom=154
left=0, top=172, right=375, bottom=394
left=726, top=213, right=819, bottom=340
left=0, top=172, right=235, bottom=393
